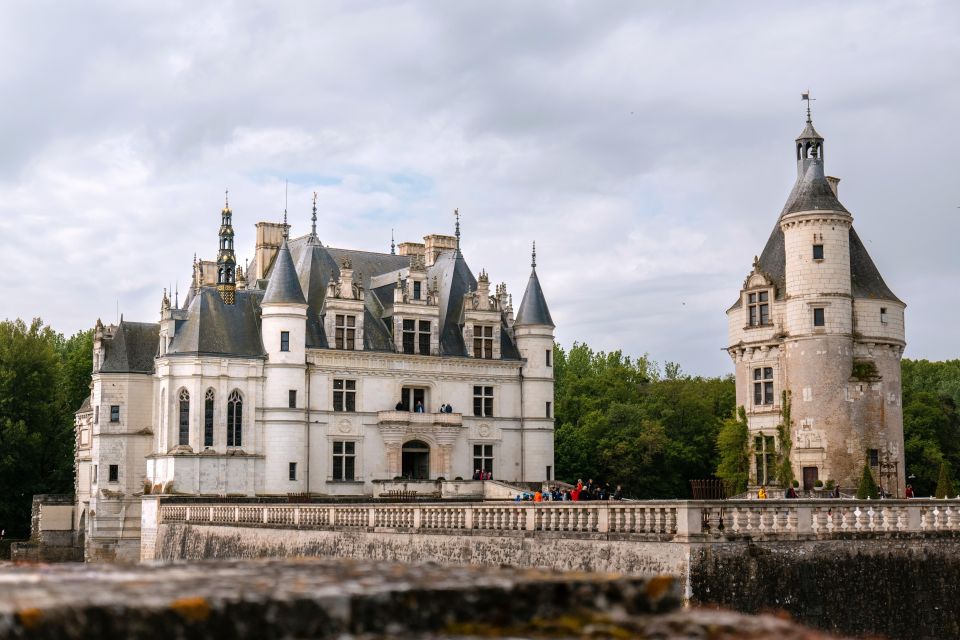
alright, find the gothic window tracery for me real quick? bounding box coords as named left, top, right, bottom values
left=227, top=390, right=243, bottom=447
left=204, top=389, right=215, bottom=448
left=178, top=389, right=190, bottom=446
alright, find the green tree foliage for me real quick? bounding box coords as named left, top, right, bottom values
left=0, top=319, right=92, bottom=538
left=855, top=460, right=880, bottom=499
left=901, top=359, right=960, bottom=497
left=934, top=462, right=956, bottom=499
left=716, top=406, right=750, bottom=496
left=775, top=390, right=795, bottom=488
left=554, top=342, right=735, bottom=498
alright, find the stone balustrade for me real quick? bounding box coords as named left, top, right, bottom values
left=157, top=499, right=960, bottom=540
left=376, top=410, right=463, bottom=426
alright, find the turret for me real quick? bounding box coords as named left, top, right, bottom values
left=216, top=192, right=238, bottom=305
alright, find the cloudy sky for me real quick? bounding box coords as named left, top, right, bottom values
left=1, top=1, right=957, bottom=376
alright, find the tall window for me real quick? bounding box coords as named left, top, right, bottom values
left=869, top=449, right=880, bottom=467
left=289, top=462, right=297, bottom=481
left=474, top=325, right=493, bottom=359
left=280, top=331, right=290, bottom=352
left=204, top=389, right=214, bottom=447
left=473, top=386, right=494, bottom=417
left=95, top=406, right=99, bottom=424
left=402, top=319, right=415, bottom=354
left=473, top=444, right=493, bottom=474
left=754, top=435, right=776, bottom=485
left=333, top=379, right=356, bottom=412
left=110, top=405, right=120, bottom=422
left=178, top=389, right=190, bottom=446
left=227, top=390, right=243, bottom=447
left=546, top=401, right=552, bottom=418
left=413, top=281, right=421, bottom=300
left=332, top=441, right=356, bottom=481
left=747, top=291, right=770, bottom=327
left=812, top=244, right=824, bottom=260
left=813, top=307, right=825, bottom=327
left=546, top=349, right=552, bottom=367
left=753, top=367, right=774, bottom=406
left=108, top=464, right=119, bottom=483
left=288, top=389, right=297, bottom=409
left=335, top=314, right=356, bottom=350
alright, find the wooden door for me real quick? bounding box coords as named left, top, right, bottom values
left=802, top=466, right=819, bottom=491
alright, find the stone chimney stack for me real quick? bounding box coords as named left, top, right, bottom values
left=423, top=234, right=457, bottom=267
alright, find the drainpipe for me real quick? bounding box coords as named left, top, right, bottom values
left=305, top=362, right=311, bottom=495
left=519, top=367, right=525, bottom=482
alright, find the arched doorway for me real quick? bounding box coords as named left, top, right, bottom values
left=402, top=440, right=430, bottom=479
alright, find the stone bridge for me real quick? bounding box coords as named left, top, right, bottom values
left=142, top=497, right=960, bottom=640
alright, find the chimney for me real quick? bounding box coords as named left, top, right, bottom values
left=423, top=234, right=457, bottom=267
left=826, top=176, right=840, bottom=197
left=254, top=222, right=286, bottom=280
left=397, top=242, right=425, bottom=258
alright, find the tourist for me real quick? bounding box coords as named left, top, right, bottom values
left=906, top=484, right=915, bottom=498
left=613, top=485, right=623, bottom=501
left=446, top=404, right=454, bottom=413
left=785, top=485, right=797, bottom=499
left=472, top=469, right=481, bottom=481
left=534, top=490, right=542, bottom=503
left=395, top=401, right=404, bottom=410
left=757, top=486, right=768, bottom=500
left=415, top=400, right=424, bottom=413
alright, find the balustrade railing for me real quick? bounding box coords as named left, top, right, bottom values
left=155, top=499, right=960, bottom=540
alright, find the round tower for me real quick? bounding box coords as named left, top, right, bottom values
left=260, top=234, right=309, bottom=494
left=513, top=242, right=556, bottom=482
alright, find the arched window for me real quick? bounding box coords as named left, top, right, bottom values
left=178, top=389, right=190, bottom=446
left=227, top=390, right=243, bottom=447
left=204, top=389, right=215, bottom=447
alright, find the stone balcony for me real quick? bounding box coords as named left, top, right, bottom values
left=376, top=410, right=463, bottom=427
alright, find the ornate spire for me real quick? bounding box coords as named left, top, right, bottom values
left=309, top=191, right=318, bottom=242
left=390, top=228, right=395, bottom=255
left=454, top=208, right=461, bottom=256
left=217, top=194, right=237, bottom=304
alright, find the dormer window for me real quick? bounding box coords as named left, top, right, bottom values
left=402, top=319, right=431, bottom=355
left=335, top=314, right=356, bottom=350
left=747, top=291, right=770, bottom=327
left=473, top=325, right=494, bottom=359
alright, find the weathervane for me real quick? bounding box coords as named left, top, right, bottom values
left=801, top=90, right=816, bottom=123
left=454, top=208, right=461, bottom=256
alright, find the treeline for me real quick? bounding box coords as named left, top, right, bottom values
left=554, top=342, right=960, bottom=499
left=0, top=319, right=92, bottom=538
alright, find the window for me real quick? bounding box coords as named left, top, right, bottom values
left=289, top=462, right=297, bottom=481
left=754, top=435, right=776, bottom=485
left=333, top=379, right=356, bottom=412
left=95, top=406, right=99, bottom=424
left=473, top=444, right=493, bottom=474
left=747, top=291, right=770, bottom=327
left=546, top=401, right=552, bottom=418
left=813, top=244, right=824, bottom=260
left=110, top=405, right=120, bottom=423
left=178, top=389, right=190, bottom=446
left=92, top=465, right=98, bottom=484
left=108, top=464, right=119, bottom=483
left=418, top=320, right=430, bottom=355
left=413, top=280, right=421, bottom=300
left=869, top=449, right=879, bottom=467
left=332, top=441, right=356, bottom=481
left=473, top=386, right=494, bottom=417
left=546, top=349, right=552, bottom=367
left=227, top=390, right=243, bottom=447
left=753, top=367, right=774, bottom=406
left=813, top=307, right=825, bottom=327
left=546, top=466, right=552, bottom=481
left=335, top=314, right=356, bottom=350
left=288, top=390, right=297, bottom=409
left=880, top=307, right=888, bottom=324
left=280, top=331, right=290, bottom=352
left=402, top=319, right=415, bottom=354
left=401, top=320, right=430, bottom=355
left=473, top=325, right=494, bottom=359
left=204, top=389, right=214, bottom=447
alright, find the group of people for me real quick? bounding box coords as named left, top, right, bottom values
left=514, top=479, right=624, bottom=502
left=393, top=400, right=455, bottom=414
left=472, top=469, right=493, bottom=480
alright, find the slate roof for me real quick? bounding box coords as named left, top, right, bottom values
left=100, top=321, right=160, bottom=373
left=262, top=240, right=306, bottom=305
left=75, top=395, right=92, bottom=415
left=168, top=288, right=265, bottom=357
left=515, top=268, right=554, bottom=327
left=780, top=161, right=848, bottom=217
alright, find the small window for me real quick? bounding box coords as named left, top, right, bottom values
left=473, top=386, right=494, bottom=417
left=753, top=367, right=774, bottom=406
left=880, top=307, right=888, bottom=324
left=289, top=462, right=297, bottom=481
left=110, top=405, right=120, bottom=422
left=546, top=349, right=552, bottom=367
left=288, top=390, right=297, bottom=409
left=813, top=308, right=825, bottom=327
left=413, top=280, right=421, bottom=300
left=332, top=441, right=356, bottom=481
left=108, top=464, right=119, bottom=483
left=545, top=401, right=552, bottom=418
left=280, top=331, right=290, bottom=352
left=94, top=406, right=99, bottom=424
left=869, top=449, right=879, bottom=467
left=92, top=465, right=98, bottom=484
left=813, top=244, right=824, bottom=260
left=747, top=291, right=770, bottom=327
left=333, top=379, right=357, bottom=412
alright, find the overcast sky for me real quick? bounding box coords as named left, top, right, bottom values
left=1, top=1, right=957, bottom=376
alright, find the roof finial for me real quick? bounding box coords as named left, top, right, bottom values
left=801, top=90, right=815, bottom=124
left=454, top=208, right=461, bottom=256
left=531, top=240, right=537, bottom=269
left=310, top=191, right=318, bottom=239
left=174, top=281, right=179, bottom=309
left=283, top=180, right=289, bottom=241
left=390, top=228, right=395, bottom=255
left=224, top=188, right=229, bottom=210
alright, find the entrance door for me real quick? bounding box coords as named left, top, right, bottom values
left=402, top=440, right=430, bottom=479
left=401, top=387, right=427, bottom=412
left=802, top=466, right=819, bottom=491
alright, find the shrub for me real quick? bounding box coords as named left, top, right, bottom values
left=935, top=462, right=956, bottom=499
left=792, top=480, right=800, bottom=488
left=825, top=479, right=836, bottom=490
left=851, top=360, right=880, bottom=381
left=856, top=461, right=879, bottom=499
left=814, top=479, right=823, bottom=488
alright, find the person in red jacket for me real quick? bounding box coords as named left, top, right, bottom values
left=905, top=484, right=914, bottom=498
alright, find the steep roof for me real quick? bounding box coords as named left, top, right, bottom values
left=75, top=395, right=92, bottom=415
left=168, top=288, right=265, bottom=357
left=263, top=240, right=307, bottom=305
left=100, top=321, right=159, bottom=373
left=515, top=268, right=554, bottom=327
left=780, top=161, right=848, bottom=217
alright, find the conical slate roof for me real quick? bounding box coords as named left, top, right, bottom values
left=780, top=160, right=848, bottom=217
left=515, top=268, right=554, bottom=327
left=262, top=240, right=306, bottom=305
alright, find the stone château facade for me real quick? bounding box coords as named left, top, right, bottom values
left=727, top=109, right=906, bottom=495
left=74, top=199, right=555, bottom=562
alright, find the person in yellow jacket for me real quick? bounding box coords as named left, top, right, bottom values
left=757, top=486, right=768, bottom=500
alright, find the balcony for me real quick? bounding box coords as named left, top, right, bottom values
left=377, top=410, right=463, bottom=427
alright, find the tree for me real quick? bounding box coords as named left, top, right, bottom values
left=855, top=460, right=880, bottom=499
left=775, top=390, right=795, bottom=488
left=935, top=462, right=956, bottom=499
left=716, top=406, right=750, bottom=496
